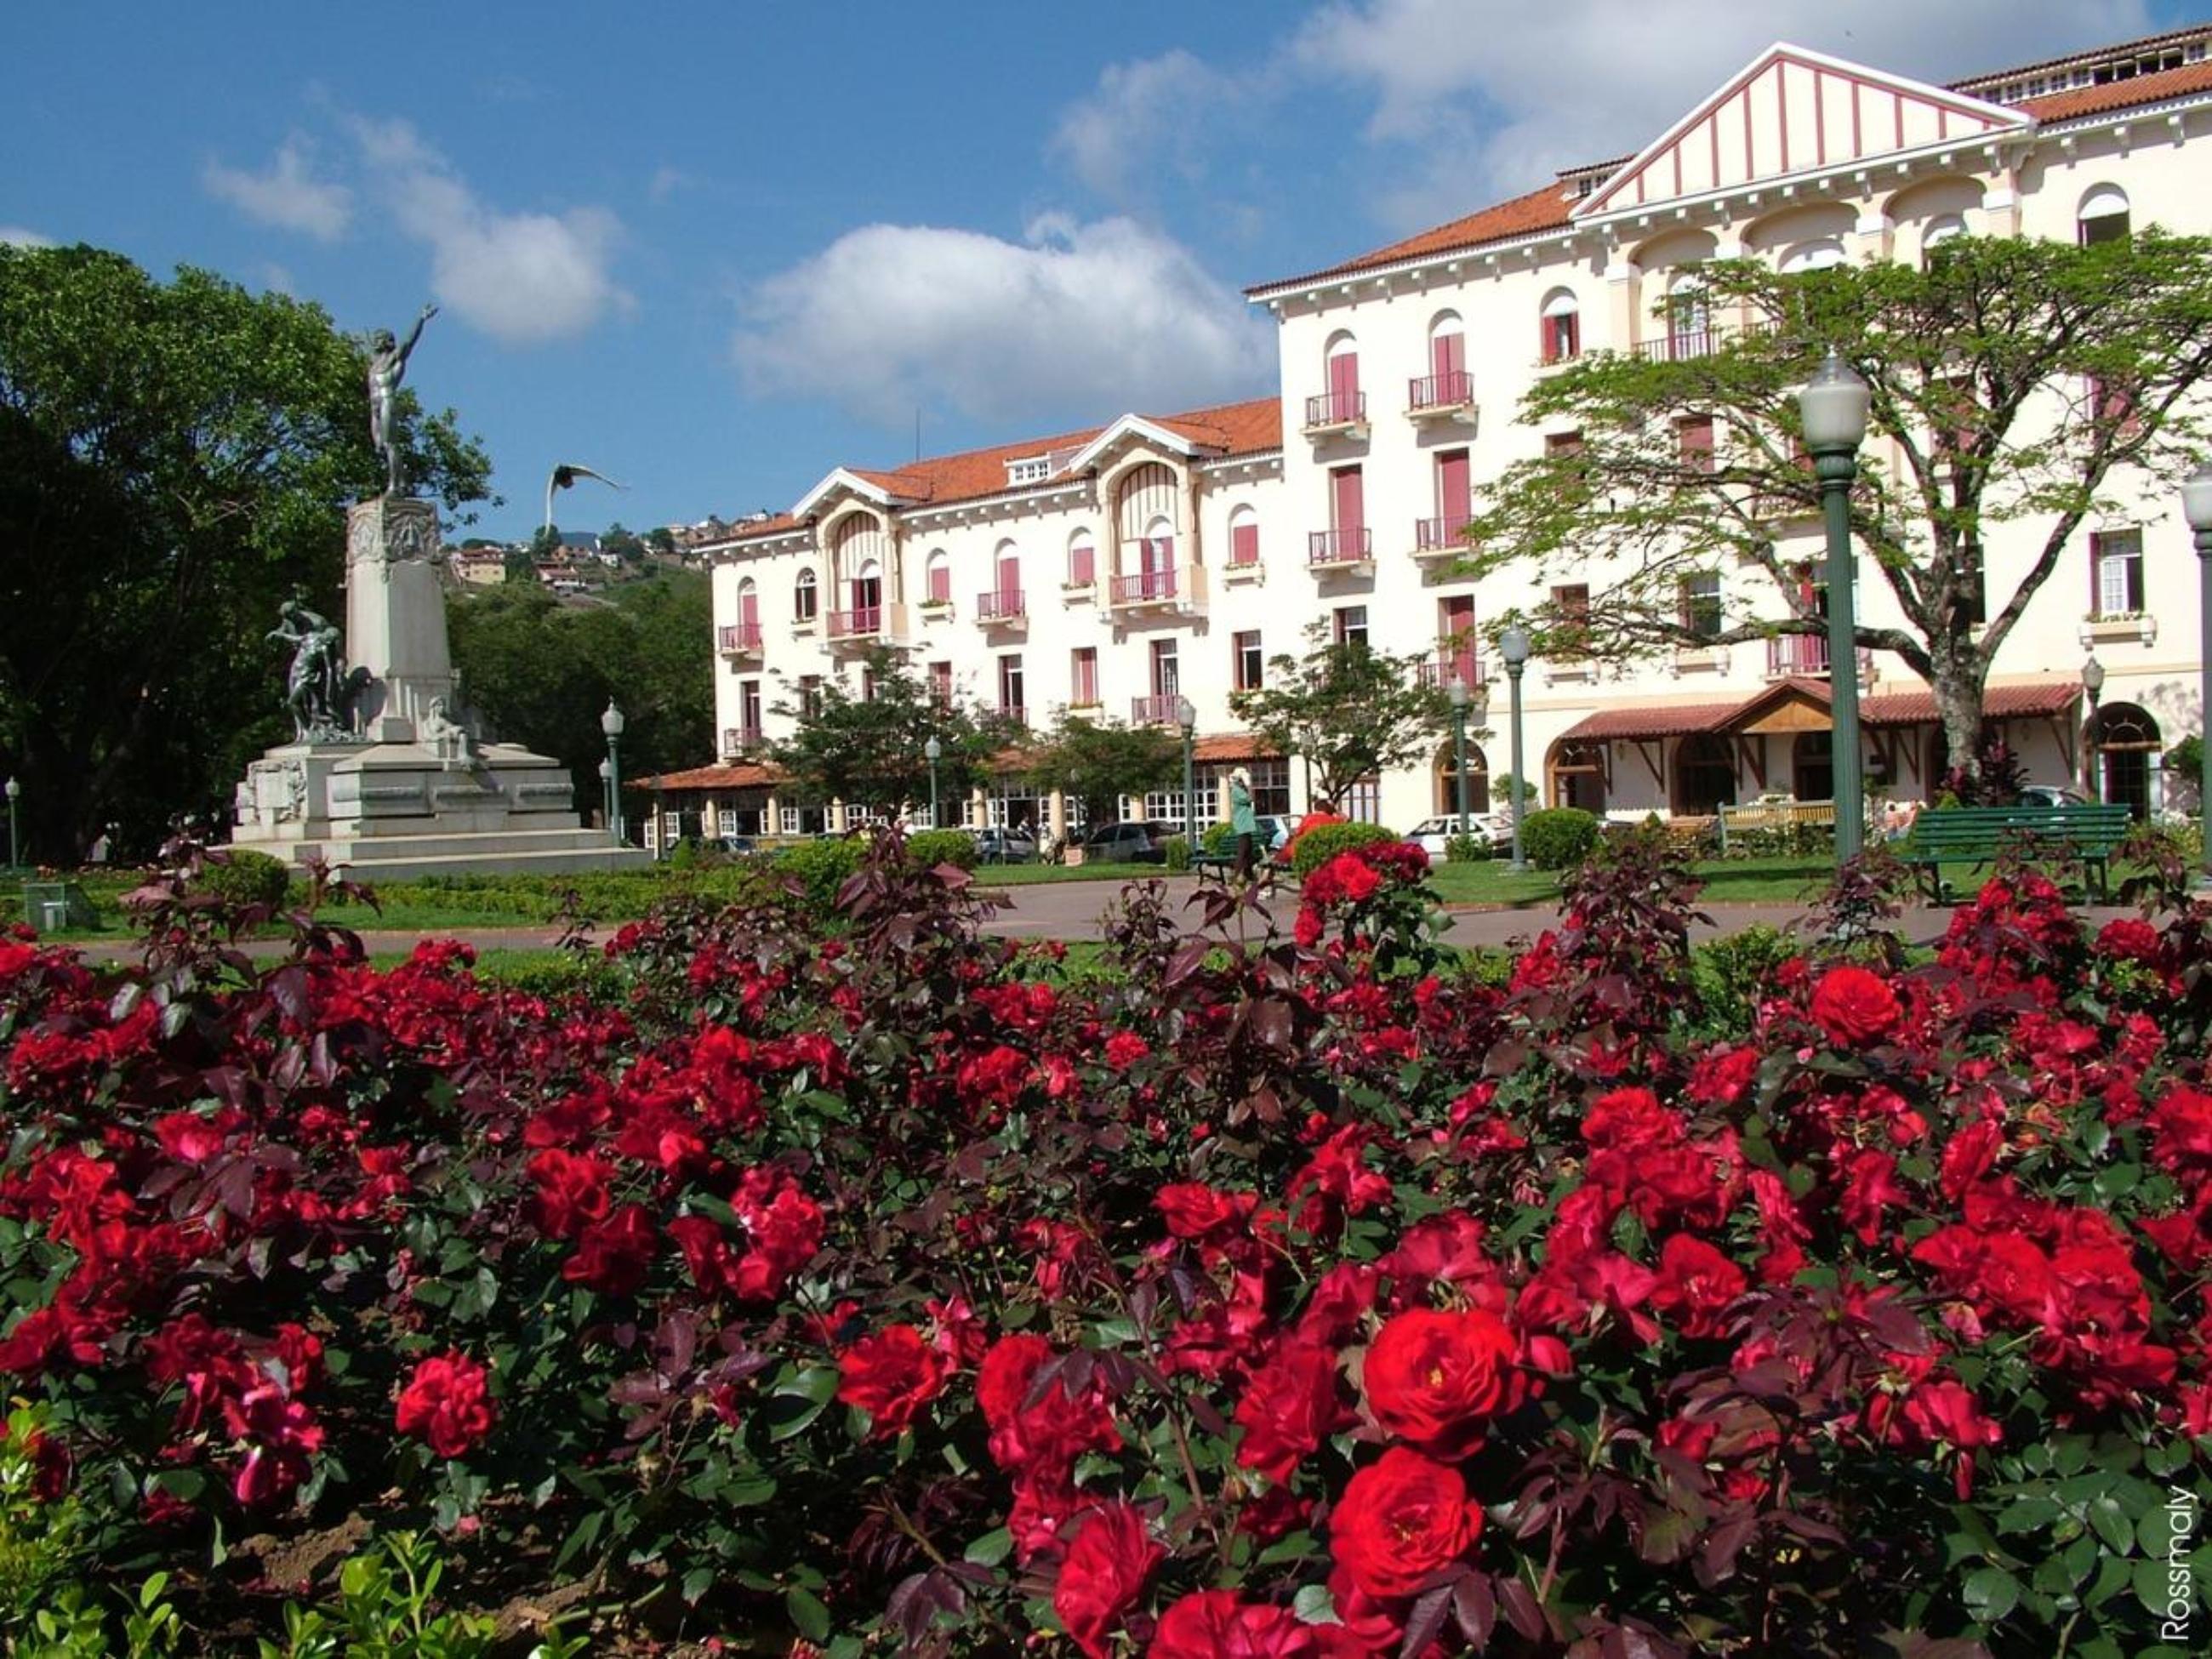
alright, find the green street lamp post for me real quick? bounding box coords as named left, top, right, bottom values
left=1799, top=349, right=1873, bottom=863
left=1498, top=626, right=1531, bottom=871
left=2181, top=459, right=2212, bottom=894
left=1177, top=697, right=1197, bottom=841
left=4, top=777, right=18, bottom=871
left=597, top=757, right=613, bottom=830
left=601, top=700, right=626, bottom=846
left=925, top=735, right=942, bottom=829
left=2081, top=653, right=2105, bottom=803
left=1447, top=676, right=1471, bottom=841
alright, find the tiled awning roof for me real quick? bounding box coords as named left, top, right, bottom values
left=633, top=761, right=782, bottom=792
left=1556, top=676, right=2082, bottom=744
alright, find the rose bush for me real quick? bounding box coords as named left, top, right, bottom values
left=0, top=831, right=2205, bottom=1654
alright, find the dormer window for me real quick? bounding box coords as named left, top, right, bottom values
left=1006, top=456, right=1052, bottom=486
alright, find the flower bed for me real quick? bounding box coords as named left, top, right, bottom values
left=0, top=835, right=2207, bottom=1654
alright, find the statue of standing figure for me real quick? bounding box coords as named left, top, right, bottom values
left=269, top=599, right=350, bottom=740
left=368, top=304, right=438, bottom=496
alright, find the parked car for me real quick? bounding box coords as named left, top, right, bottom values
left=974, top=825, right=1038, bottom=864
left=1254, top=813, right=1303, bottom=854
left=1402, top=812, right=1508, bottom=858
left=1080, top=820, right=1172, bottom=864
left=713, top=835, right=758, bottom=856
left=2016, top=784, right=2089, bottom=809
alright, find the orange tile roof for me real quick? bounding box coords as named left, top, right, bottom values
left=1246, top=180, right=1575, bottom=294
left=1555, top=677, right=2082, bottom=744
left=634, top=761, right=783, bottom=792
left=1861, top=680, right=2081, bottom=727
left=721, top=513, right=803, bottom=544
left=2015, top=58, right=2212, bottom=123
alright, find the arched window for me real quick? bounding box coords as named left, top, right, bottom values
left=1425, top=312, right=1468, bottom=405
left=1666, top=271, right=1710, bottom=360
left=1540, top=289, right=1580, bottom=364
left=1922, top=214, right=1966, bottom=260
left=1778, top=238, right=1845, bottom=274
left=1115, top=463, right=1178, bottom=597
left=991, top=539, right=1021, bottom=610
left=1434, top=740, right=1492, bottom=816
left=1320, top=332, right=1361, bottom=425
left=923, top=549, right=951, bottom=605
left=793, top=567, right=818, bottom=622
left=1791, top=732, right=1833, bottom=801
left=1548, top=738, right=1606, bottom=814
left=2089, top=701, right=2162, bottom=818
left=1227, top=505, right=1260, bottom=568
left=2078, top=185, right=2130, bottom=247
left=1067, top=529, right=1096, bottom=587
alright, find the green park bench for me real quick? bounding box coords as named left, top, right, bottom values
left=1901, top=803, right=2134, bottom=903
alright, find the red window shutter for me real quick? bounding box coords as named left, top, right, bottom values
left=1434, top=332, right=1465, bottom=383
left=738, top=590, right=759, bottom=628
left=997, top=552, right=1019, bottom=599
left=1334, top=467, right=1364, bottom=536
left=1330, top=351, right=1360, bottom=413
left=1231, top=522, right=1258, bottom=565
left=1071, top=542, right=1093, bottom=584
left=1438, top=451, right=1471, bottom=525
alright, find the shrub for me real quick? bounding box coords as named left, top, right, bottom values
left=1161, top=834, right=1192, bottom=871
left=1445, top=831, right=1489, bottom=864
left=1288, top=819, right=1399, bottom=878
left=905, top=829, right=979, bottom=870
left=192, top=847, right=289, bottom=911
left=1519, top=805, right=1599, bottom=869
left=1691, top=921, right=1797, bottom=1032
left=1199, top=822, right=1234, bottom=856
left=773, top=835, right=865, bottom=905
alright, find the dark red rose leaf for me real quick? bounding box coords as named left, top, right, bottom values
left=1776, top=1509, right=1847, bottom=1546
left=1498, top=1576, right=1548, bottom=1641
left=887, top=1568, right=966, bottom=1648
left=1451, top=1572, right=1497, bottom=1648
left=1605, top=1622, right=1688, bottom=1659
left=1635, top=1505, right=1700, bottom=1565
left=1696, top=1514, right=1758, bottom=1588
left=1165, top=938, right=1211, bottom=988
left=1399, top=1583, right=1454, bottom=1659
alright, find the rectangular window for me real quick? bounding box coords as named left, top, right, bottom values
left=1070, top=647, right=1098, bottom=705
left=998, top=654, right=1025, bottom=722
left=1552, top=584, right=1591, bottom=656
left=1328, top=349, right=1360, bottom=415
left=1542, top=310, right=1580, bottom=364
left=1331, top=465, right=1365, bottom=534
left=1234, top=630, right=1264, bottom=693
left=1069, top=539, right=1095, bottom=585
left=860, top=669, right=877, bottom=703
left=1678, top=572, right=1723, bottom=640
left=926, top=563, right=951, bottom=603
left=930, top=660, right=953, bottom=708
left=798, top=675, right=824, bottom=720
left=1342, top=776, right=1382, bottom=824
left=1149, top=638, right=1180, bottom=697
left=1437, top=449, right=1472, bottom=532
left=1334, top=606, right=1369, bottom=650
left=1249, top=759, right=1291, bottom=818
left=1677, top=414, right=1715, bottom=473
left=2089, top=375, right=2141, bottom=440
left=739, top=680, right=762, bottom=733
left=2080, top=210, right=2130, bottom=247
left=2092, top=528, right=2145, bottom=616
left=795, top=579, right=818, bottom=622
left=1229, top=521, right=1260, bottom=567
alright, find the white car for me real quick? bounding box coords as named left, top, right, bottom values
left=1403, top=812, right=1509, bottom=859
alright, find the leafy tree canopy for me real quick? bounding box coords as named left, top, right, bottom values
left=766, top=647, right=1018, bottom=813
left=1020, top=712, right=1181, bottom=827
left=1229, top=621, right=1454, bottom=810
left=0, top=244, right=490, bottom=855
left=1465, top=231, right=2212, bottom=764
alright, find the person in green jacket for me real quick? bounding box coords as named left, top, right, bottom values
left=1229, top=767, right=1258, bottom=877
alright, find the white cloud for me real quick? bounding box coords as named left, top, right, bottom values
left=347, top=115, right=628, bottom=345
left=732, top=214, right=1272, bottom=426
left=202, top=137, right=352, bottom=242
left=0, top=226, right=56, bottom=248
left=1052, top=50, right=1246, bottom=202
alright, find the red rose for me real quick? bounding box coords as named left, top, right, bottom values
left=1647, top=1233, right=1748, bottom=1338
left=837, top=1325, right=946, bottom=1438
left=1809, top=965, right=1901, bottom=1046
left=395, top=1351, right=497, bottom=1458
left=1234, top=1341, right=1347, bottom=1484
left=1328, top=1446, right=1481, bottom=1600
left=2147, top=1086, right=2212, bottom=1176
left=1053, top=1502, right=1161, bottom=1659
left=666, top=1214, right=744, bottom=1297
left=1361, top=1307, right=1522, bottom=1457
left=1103, top=1030, right=1151, bottom=1068
left=732, top=1167, right=824, bottom=1298
left=1155, top=1183, right=1257, bottom=1241
left=562, top=1204, right=657, bottom=1294
left=526, top=1147, right=613, bottom=1240
left=1151, top=1589, right=1316, bottom=1658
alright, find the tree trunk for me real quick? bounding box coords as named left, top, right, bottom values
left=1927, top=647, right=1987, bottom=798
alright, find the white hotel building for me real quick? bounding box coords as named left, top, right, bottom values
left=657, top=26, right=2212, bottom=843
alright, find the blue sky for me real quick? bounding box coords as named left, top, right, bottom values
left=5, top=0, right=2184, bottom=542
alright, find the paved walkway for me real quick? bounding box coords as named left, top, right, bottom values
left=60, top=875, right=2137, bottom=964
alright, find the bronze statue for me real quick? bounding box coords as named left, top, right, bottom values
left=368, top=304, right=437, bottom=495
left=269, top=599, right=349, bottom=740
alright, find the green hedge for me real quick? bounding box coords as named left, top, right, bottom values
left=196, top=848, right=290, bottom=911
left=1199, top=822, right=1235, bottom=856
left=906, top=830, right=980, bottom=870
left=1519, top=807, right=1601, bottom=870
left=1289, top=821, right=1400, bottom=879
left=773, top=838, right=866, bottom=907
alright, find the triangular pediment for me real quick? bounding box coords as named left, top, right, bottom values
left=790, top=465, right=917, bottom=522
left=1572, top=43, right=2031, bottom=222
left=1064, top=414, right=1211, bottom=476
left=1727, top=676, right=1834, bottom=735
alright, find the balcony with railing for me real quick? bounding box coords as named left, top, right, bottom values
left=1415, top=653, right=1485, bottom=693
left=717, top=622, right=763, bottom=657
left=1406, top=371, right=1476, bottom=423
left=1308, top=527, right=1374, bottom=571
left=975, top=588, right=1027, bottom=628
left=1110, top=567, right=1179, bottom=608
left=826, top=605, right=881, bottom=641
left=1302, top=389, right=1369, bottom=438
left=1764, top=634, right=1875, bottom=681
left=1131, top=694, right=1188, bottom=727
left=1413, top=516, right=1476, bottom=562
left=1632, top=324, right=1725, bottom=363
left=721, top=725, right=764, bottom=758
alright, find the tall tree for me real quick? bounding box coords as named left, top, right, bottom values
left=767, top=647, right=1018, bottom=814
left=1020, top=712, right=1180, bottom=828
left=1229, top=622, right=1453, bottom=811
left=1465, top=232, right=2212, bottom=771
left=0, top=245, right=489, bottom=854
left=447, top=570, right=712, bottom=808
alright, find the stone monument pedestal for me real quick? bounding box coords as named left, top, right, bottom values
left=229, top=498, right=649, bottom=880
